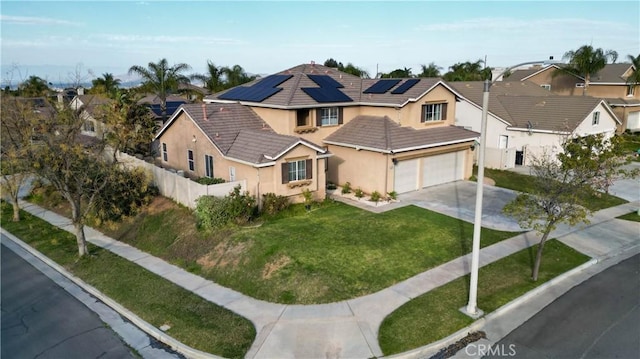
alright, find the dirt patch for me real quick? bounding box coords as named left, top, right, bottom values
left=262, top=255, right=291, bottom=279
left=145, top=196, right=176, bottom=215
left=197, top=240, right=251, bottom=269
left=483, top=176, right=496, bottom=186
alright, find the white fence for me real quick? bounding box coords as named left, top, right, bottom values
left=116, top=152, right=246, bottom=209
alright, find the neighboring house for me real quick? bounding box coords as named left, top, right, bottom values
left=137, top=94, right=188, bottom=127
left=155, top=103, right=329, bottom=201
left=69, top=94, right=113, bottom=138
left=451, top=81, right=620, bottom=169
left=506, top=63, right=640, bottom=132
left=199, top=63, right=479, bottom=196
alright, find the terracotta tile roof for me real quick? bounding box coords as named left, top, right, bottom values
left=206, top=63, right=445, bottom=108
left=158, top=103, right=324, bottom=165
left=324, top=115, right=478, bottom=153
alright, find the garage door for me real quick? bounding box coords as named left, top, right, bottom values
left=394, top=158, right=419, bottom=193
left=422, top=151, right=465, bottom=188
left=627, top=111, right=640, bottom=131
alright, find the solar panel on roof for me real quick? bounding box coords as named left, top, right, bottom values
left=363, top=79, right=402, bottom=94
left=390, top=79, right=420, bottom=94
left=307, top=74, right=344, bottom=88
left=302, top=88, right=353, bottom=103
left=217, top=74, right=291, bottom=102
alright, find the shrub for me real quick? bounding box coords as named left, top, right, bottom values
left=195, top=177, right=226, bottom=185
left=370, top=191, right=381, bottom=203
left=342, top=182, right=352, bottom=194
left=327, top=182, right=337, bottom=190
left=387, top=191, right=397, bottom=201
left=301, top=188, right=313, bottom=203
left=94, top=167, right=156, bottom=223
left=261, top=193, right=290, bottom=215
left=195, top=185, right=257, bottom=230
left=355, top=188, right=364, bottom=199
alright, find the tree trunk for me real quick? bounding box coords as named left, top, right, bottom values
left=532, top=229, right=552, bottom=281
left=11, top=199, right=20, bottom=222
left=74, top=221, right=88, bottom=257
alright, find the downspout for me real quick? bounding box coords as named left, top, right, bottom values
left=256, top=167, right=261, bottom=209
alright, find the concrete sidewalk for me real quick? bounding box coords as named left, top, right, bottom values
left=10, top=199, right=640, bottom=358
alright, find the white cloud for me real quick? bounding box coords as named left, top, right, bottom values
left=417, top=17, right=631, bottom=33
left=0, top=15, right=81, bottom=26
left=94, top=34, right=245, bottom=46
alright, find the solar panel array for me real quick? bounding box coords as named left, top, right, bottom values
left=218, top=74, right=293, bottom=102
left=149, top=101, right=186, bottom=117
left=302, top=75, right=353, bottom=103
left=363, top=79, right=402, bottom=94
left=391, top=79, right=420, bottom=94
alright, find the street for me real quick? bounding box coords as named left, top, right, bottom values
left=1, top=243, right=136, bottom=359
left=487, top=254, right=640, bottom=359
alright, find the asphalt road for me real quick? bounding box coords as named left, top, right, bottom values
left=487, top=254, right=640, bottom=359
left=1, top=243, right=136, bottom=359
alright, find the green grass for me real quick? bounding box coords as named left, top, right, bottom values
left=378, top=239, right=590, bottom=355
left=101, top=198, right=520, bottom=304
left=480, top=167, right=627, bottom=211
left=617, top=211, right=640, bottom=222
left=0, top=202, right=255, bottom=359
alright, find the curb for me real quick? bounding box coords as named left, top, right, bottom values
left=1, top=228, right=224, bottom=359
left=382, top=254, right=606, bottom=359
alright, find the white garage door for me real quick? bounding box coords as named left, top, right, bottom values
left=422, top=151, right=465, bottom=188
left=394, top=158, right=419, bottom=193
left=627, top=111, right=640, bottom=132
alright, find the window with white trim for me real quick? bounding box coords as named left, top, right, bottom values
left=84, top=120, right=95, bottom=133
left=187, top=150, right=195, bottom=171
left=592, top=111, right=600, bottom=126
left=320, top=107, right=339, bottom=126
left=204, top=154, right=214, bottom=178
left=540, top=84, right=551, bottom=91
left=627, top=85, right=635, bottom=96
left=162, top=143, right=168, bottom=161
left=576, top=83, right=585, bottom=88
left=421, top=103, right=447, bottom=122
left=288, top=160, right=307, bottom=181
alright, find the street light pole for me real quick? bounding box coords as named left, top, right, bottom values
left=462, top=58, right=557, bottom=317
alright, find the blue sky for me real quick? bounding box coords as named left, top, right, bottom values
left=1, top=0, right=639, bottom=86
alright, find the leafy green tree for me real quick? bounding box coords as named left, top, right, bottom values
left=191, top=60, right=226, bottom=93
left=417, top=63, right=442, bottom=78
left=91, top=72, right=121, bottom=98
left=381, top=67, right=413, bottom=78
left=323, top=59, right=369, bottom=78
left=443, top=60, right=490, bottom=81
left=324, top=58, right=340, bottom=68
left=128, top=58, right=191, bottom=123
left=18, top=75, right=50, bottom=97
left=503, top=134, right=636, bottom=280
left=557, top=45, right=618, bottom=96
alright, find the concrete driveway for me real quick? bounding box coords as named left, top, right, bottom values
left=398, top=181, right=527, bottom=232
left=608, top=162, right=640, bottom=202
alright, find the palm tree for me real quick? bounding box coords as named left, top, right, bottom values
left=221, top=64, right=255, bottom=89
left=381, top=67, right=413, bottom=78
left=128, top=58, right=191, bottom=122
left=417, top=63, right=442, bottom=78
left=342, top=63, right=370, bottom=78
left=190, top=60, right=225, bottom=93
left=559, top=45, right=618, bottom=96
left=443, top=60, right=490, bottom=81
left=625, top=53, right=640, bottom=86
left=91, top=72, right=121, bottom=98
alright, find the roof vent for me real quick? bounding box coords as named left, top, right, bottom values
left=219, top=106, right=224, bottom=111
left=215, top=132, right=220, bottom=137
left=310, top=61, right=315, bottom=66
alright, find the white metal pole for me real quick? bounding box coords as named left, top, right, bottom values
left=466, top=79, right=491, bottom=315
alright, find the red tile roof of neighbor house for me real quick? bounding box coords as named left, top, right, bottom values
left=324, top=115, right=479, bottom=153
left=156, top=103, right=325, bottom=166
left=205, top=63, right=447, bottom=108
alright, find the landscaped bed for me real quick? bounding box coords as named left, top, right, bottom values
left=378, top=239, right=590, bottom=355
left=1, top=202, right=256, bottom=359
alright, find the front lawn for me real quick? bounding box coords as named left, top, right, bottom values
left=479, top=167, right=627, bottom=211
left=618, top=211, right=640, bottom=222
left=378, top=239, right=590, bottom=355
left=60, top=196, right=520, bottom=304
left=1, top=202, right=256, bottom=359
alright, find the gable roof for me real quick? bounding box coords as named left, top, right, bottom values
left=324, top=115, right=478, bottom=153
left=156, top=103, right=325, bottom=166
left=507, top=63, right=635, bottom=85
left=449, top=81, right=619, bottom=131
left=73, top=95, right=113, bottom=117
left=205, top=63, right=453, bottom=108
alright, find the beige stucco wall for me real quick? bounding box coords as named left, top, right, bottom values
left=328, top=142, right=474, bottom=195
left=525, top=69, right=640, bottom=99
left=157, top=111, right=325, bottom=201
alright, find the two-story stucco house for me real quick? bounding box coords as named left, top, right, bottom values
left=451, top=81, right=620, bottom=169
left=506, top=63, right=640, bottom=133
left=69, top=94, right=113, bottom=138
left=156, top=63, right=479, bottom=200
